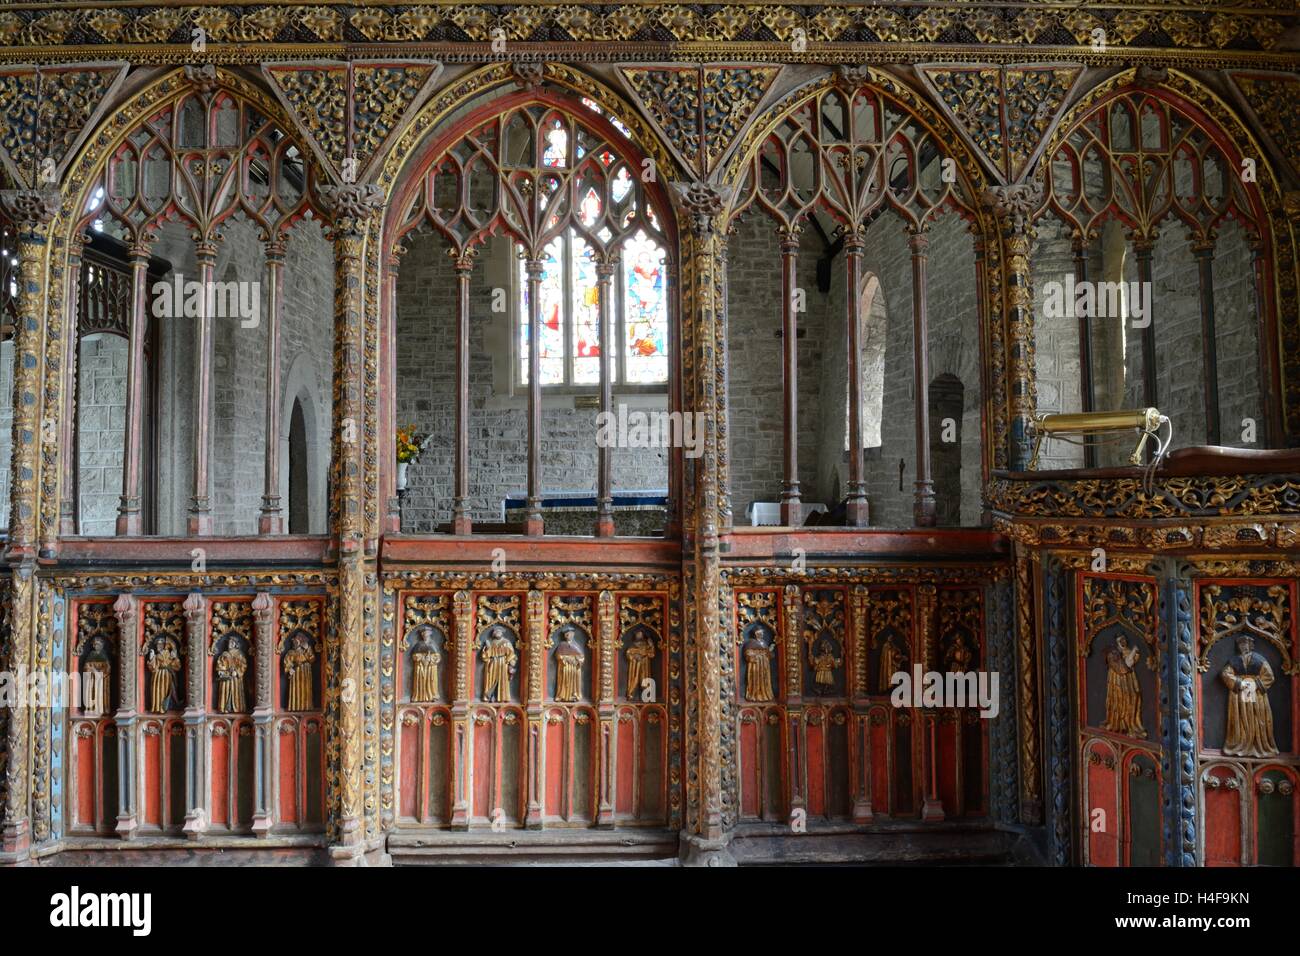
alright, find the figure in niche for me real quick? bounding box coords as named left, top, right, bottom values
left=553, top=626, right=585, bottom=702
left=1101, top=634, right=1144, bottom=737
left=215, top=637, right=249, bottom=714
left=877, top=635, right=908, bottom=695
left=480, top=626, right=518, bottom=703
left=145, top=636, right=181, bottom=713
left=81, top=636, right=113, bottom=717
left=624, top=628, right=656, bottom=700
left=282, top=632, right=316, bottom=712
left=810, top=638, right=842, bottom=695
left=1221, top=634, right=1278, bottom=757
left=944, top=634, right=974, bottom=674
left=408, top=625, right=443, bottom=703
left=743, top=624, right=776, bottom=702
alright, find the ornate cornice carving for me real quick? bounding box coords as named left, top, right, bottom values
left=987, top=473, right=1300, bottom=521
left=0, top=5, right=1293, bottom=59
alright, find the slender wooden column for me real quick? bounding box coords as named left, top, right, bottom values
left=1071, top=236, right=1098, bottom=467
left=451, top=250, right=475, bottom=535
left=849, top=586, right=873, bottom=822
left=383, top=248, right=402, bottom=533
left=524, top=256, right=544, bottom=536
left=712, top=250, right=729, bottom=537
left=782, top=584, right=805, bottom=819
left=779, top=228, right=802, bottom=525
left=0, top=189, right=58, bottom=860
left=112, top=593, right=141, bottom=839
left=524, top=591, right=544, bottom=828
left=674, top=180, right=730, bottom=858
left=450, top=590, right=472, bottom=829
left=909, top=230, right=936, bottom=527
left=115, top=244, right=151, bottom=535
left=181, top=590, right=208, bottom=839
left=1192, top=241, right=1221, bottom=445
left=258, top=241, right=286, bottom=534
left=1133, top=238, right=1158, bottom=410
left=981, top=185, right=1041, bottom=470
left=595, top=590, right=616, bottom=826
left=58, top=239, right=85, bottom=537
left=187, top=242, right=217, bottom=536
left=250, top=592, right=275, bottom=836
left=843, top=231, right=869, bottom=525
left=1250, top=235, right=1280, bottom=446
left=595, top=256, right=617, bottom=537
left=319, top=182, right=383, bottom=859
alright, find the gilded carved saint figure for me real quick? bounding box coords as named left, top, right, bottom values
left=409, top=625, right=443, bottom=703
left=554, top=627, right=585, bottom=702
left=481, top=626, right=518, bottom=703
left=945, top=634, right=973, bottom=674
left=82, top=636, right=112, bottom=717
left=216, top=638, right=249, bottom=714
left=283, top=632, right=316, bottom=712
left=624, top=629, right=656, bottom=700
left=146, top=636, right=181, bottom=713
left=878, top=635, right=908, bottom=695
left=1221, top=634, right=1278, bottom=758
left=1101, top=634, right=1144, bottom=737
left=743, top=624, right=776, bottom=702
left=811, top=639, right=842, bottom=694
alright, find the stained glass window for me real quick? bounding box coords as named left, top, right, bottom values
left=621, top=230, right=667, bottom=383
left=517, top=228, right=668, bottom=388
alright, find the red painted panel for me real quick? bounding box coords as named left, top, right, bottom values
left=210, top=728, right=230, bottom=828
left=142, top=726, right=161, bottom=827
left=472, top=718, right=493, bottom=820
left=739, top=714, right=759, bottom=819
left=545, top=714, right=565, bottom=818
left=870, top=713, right=889, bottom=815
left=1204, top=768, right=1243, bottom=867
left=279, top=724, right=298, bottom=825
left=617, top=714, right=636, bottom=816
left=399, top=715, right=419, bottom=820
left=937, top=718, right=959, bottom=815
left=75, top=725, right=95, bottom=828
left=806, top=716, right=825, bottom=818
left=1086, top=742, right=1119, bottom=866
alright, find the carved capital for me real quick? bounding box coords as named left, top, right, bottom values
left=183, top=64, right=220, bottom=95
left=319, top=183, right=385, bottom=234
left=835, top=65, right=874, bottom=90
left=980, top=183, right=1043, bottom=235
left=673, top=181, right=731, bottom=237
left=0, top=189, right=61, bottom=234
left=512, top=61, right=545, bottom=90
left=1131, top=64, right=1169, bottom=87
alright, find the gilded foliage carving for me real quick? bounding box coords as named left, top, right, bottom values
left=1082, top=577, right=1157, bottom=664
left=1198, top=584, right=1294, bottom=676
left=0, top=66, right=123, bottom=188
left=0, top=5, right=1292, bottom=52
left=1230, top=71, right=1300, bottom=179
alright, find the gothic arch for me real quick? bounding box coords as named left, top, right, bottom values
left=1037, top=68, right=1296, bottom=446
left=43, top=67, right=331, bottom=544
left=377, top=66, right=683, bottom=532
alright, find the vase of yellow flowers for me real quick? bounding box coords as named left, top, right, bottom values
left=395, top=425, right=427, bottom=495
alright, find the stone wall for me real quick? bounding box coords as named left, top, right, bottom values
left=75, top=334, right=126, bottom=535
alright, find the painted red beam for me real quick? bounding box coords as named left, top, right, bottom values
left=382, top=534, right=681, bottom=570
left=721, top=527, right=1009, bottom=562
left=52, top=536, right=333, bottom=567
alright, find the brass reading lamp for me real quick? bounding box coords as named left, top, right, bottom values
left=1028, top=408, right=1171, bottom=470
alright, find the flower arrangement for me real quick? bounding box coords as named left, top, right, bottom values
left=396, top=425, right=426, bottom=464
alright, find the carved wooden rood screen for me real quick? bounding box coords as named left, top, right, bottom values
left=0, top=0, right=1296, bottom=869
